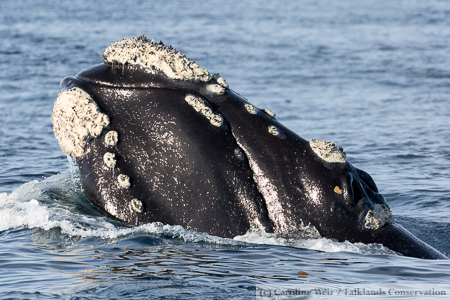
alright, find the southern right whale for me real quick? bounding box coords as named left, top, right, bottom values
left=51, top=35, right=447, bottom=259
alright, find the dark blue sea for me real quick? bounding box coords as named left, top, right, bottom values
left=1, top=0, right=449, bottom=299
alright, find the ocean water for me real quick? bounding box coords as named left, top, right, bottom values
left=1, top=0, right=449, bottom=299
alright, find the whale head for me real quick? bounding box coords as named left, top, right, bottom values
left=52, top=36, right=447, bottom=259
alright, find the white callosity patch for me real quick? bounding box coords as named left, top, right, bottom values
left=104, top=131, right=118, bottom=146
left=244, top=104, right=257, bottom=114
left=264, top=109, right=276, bottom=118
left=268, top=125, right=281, bottom=136
left=103, top=152, right=116, bottom=168
left=131, top=198, right=144, bottom=213
left=117, top=174, right=131, bottom=189
left=364, top=203, right=394, bottom=230
left=102, top=35, right=212, bottom=82
left=309, top=139, right=347, bottom=163
left=185, top=94, right=223, bottom=127
left=52, top=87, right=110, bottom=157
left=206, top=84, right=225, bottom=95
left=212, top=73, right=229, bottom=88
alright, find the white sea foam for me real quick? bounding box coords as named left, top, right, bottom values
left=0, top=173, right=395, bottom=255
left=234, top=230, right=397, bottom=256
left=0, top=173, right=237, bottom=244
left=0, top=181, right=53, bottom=232
left=0, top=195, right=51, bottom=232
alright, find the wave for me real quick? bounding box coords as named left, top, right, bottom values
left=0, top=171, right=396, bottom=256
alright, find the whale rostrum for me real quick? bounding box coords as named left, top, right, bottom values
left=51, top=35, right=447, bottom=259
